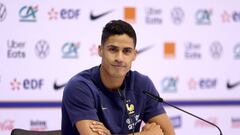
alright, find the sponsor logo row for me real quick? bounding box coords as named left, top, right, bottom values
left=3, top=40, right=97, bottom=59
left=1, top=3, right=240, bottom=24
left=0, top=116, right=240, bottom=132
left=0, top=119, right=47, bottom=132
left=1, top=40, right=240, bottom=60
left=1, top=77, right=239, bottom=92
left=170, top=115, right=240, bottom=129
left=161, top=77, right=240, bottom=92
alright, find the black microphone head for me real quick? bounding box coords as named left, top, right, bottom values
left=143, top=90, right=163, bottom=102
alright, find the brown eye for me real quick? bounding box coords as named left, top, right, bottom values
left=123, top=48, right=133, bottom=55
left=108, top=46, right=118, bottom=53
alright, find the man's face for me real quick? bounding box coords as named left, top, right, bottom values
left=99, top=34, right=137, bottom=78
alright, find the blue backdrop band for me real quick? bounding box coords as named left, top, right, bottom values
left=0, top=100, right=240, bottom=108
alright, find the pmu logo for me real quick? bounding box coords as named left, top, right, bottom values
left=195, top=9, right=212, bottom=25
left=48, top=8, right=80, bottom=20
left=161, top=76, right=178, bottom=93
left=0, top=2, right=7, bottom=22
left=30, top=120, right=47, bottom=131
left=19, top=5, right=38, bottom=22
left=195, top=117, right=218, bottom=128
left=232, top=117, right=240, bottom=128
left=10, top=78, right=44, bottom=90
left=0, top=120, right=14, bottom=131
left=62, top=42, right=80, bottom=58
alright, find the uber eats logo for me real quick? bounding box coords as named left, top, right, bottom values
left=10, top=78, right=44, bottom=91
left=7, top=40, right=26, bottom=59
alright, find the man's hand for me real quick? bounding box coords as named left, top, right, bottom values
left=141, top=123, right=163, bottom=135
left=90, top=121, right=111, bottom=135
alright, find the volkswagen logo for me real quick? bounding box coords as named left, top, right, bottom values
left=0, top=3, right=7, bottom=22
left=35, top=40, right=50, bottom=59
left=210, top=41, right=223, bottom=59
left=171, top=7, right=184, bottom=25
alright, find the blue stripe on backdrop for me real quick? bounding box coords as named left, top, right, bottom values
left=168, top=100, right=240, bottom=106
left=0, top=102, right=61, bottom=108
left=0, top=100, right=240, bottom=108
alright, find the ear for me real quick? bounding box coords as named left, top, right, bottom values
left=132, top=49, right=137, bottom=61
left=98, top=45, right=103, bottom=57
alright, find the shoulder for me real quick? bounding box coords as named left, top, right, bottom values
left=130, top=70, right=152, bottom=84
left=127, top=70, right=155, bottom=96
left=67, top=66, right=98, bottom=86
left=63, top=66, right=99, bottom=96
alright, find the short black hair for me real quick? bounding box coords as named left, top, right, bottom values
left=101, top=20, right=137, bottom=48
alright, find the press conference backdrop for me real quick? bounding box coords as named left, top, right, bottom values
left=0, top=0, right=240, bottom=134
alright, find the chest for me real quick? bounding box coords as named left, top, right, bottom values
left=96, top=90, right=144, bottom=133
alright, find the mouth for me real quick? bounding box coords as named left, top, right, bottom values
left=112, top=64, right=125, bottom=68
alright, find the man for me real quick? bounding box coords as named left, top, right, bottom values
left=62, top=20, right=175, bottom=135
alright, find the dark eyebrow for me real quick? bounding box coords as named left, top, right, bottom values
left=106, top=45, right=134, bottom=50
left=123, top=47, right=134, bottom=50
left=106, top=45, right=118, bottom=48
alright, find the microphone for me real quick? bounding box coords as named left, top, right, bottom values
left=143, top=90, right=223, bottom=135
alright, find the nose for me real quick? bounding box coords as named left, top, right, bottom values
left=115, top=51, right=124, bottom=63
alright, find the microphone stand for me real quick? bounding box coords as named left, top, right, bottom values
left=143, top=91, right=223, bottom=135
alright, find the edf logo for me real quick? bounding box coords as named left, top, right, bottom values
left=199, top=78, right=217, bottom=89
left=60, top=9, right=80, bottom=19
left=11, top=78, right=44, bottom=90
left=23, top=79, right=43, bottom=90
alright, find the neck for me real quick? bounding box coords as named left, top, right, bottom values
left=100, top=66, right=124, bottom=91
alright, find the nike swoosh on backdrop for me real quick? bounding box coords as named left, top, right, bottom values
left=226, top=80, right=240, bottom=89
left=137, top=45, right=155, bottom=55
left=90, top=10, right=114, bottom=20
left=53, top=81, right=66, bottom=90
